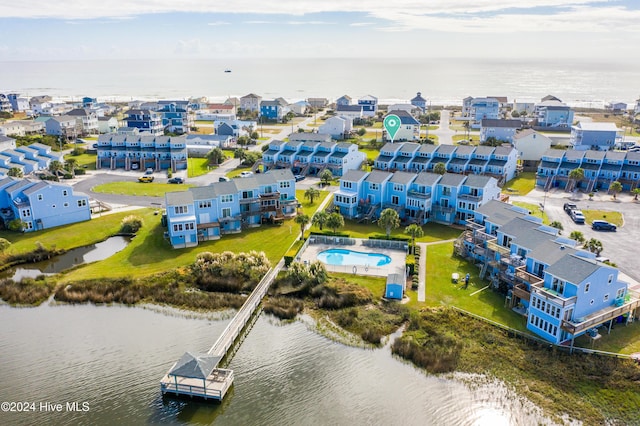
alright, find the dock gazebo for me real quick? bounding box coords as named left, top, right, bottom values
left=161, top=352, right=234, bottom=401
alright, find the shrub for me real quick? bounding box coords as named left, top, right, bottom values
left=191, top=251, right=271, bottom=293
left=406, top=254, right=416, bottom=275
left=263, top=296, right=304, bottom=319
left=120, top=215, right=144, bottom=234
left=8, top=219, right=24, bottom=232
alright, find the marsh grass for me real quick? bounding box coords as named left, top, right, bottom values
left=0, top=278, right=55, bottom=305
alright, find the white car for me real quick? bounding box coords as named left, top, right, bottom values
left=240, top=171, right=254, bottom=178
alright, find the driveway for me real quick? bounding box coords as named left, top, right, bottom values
left=428, top=109, right=455, bottom=145
left=511, top=188, right=640, bottom=282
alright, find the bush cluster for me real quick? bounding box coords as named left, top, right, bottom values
left=191, top=251, right=270, bottom=292
left=120, top=215, right=144, bottom=234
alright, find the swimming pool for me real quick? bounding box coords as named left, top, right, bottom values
left=317, top=248, right=392, bottom=267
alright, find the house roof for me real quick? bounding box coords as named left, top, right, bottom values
left=435, top=145, right=456, bottom=156
left=358, top=95, right=378, bottom=101
left=168, top=352, right=221, bottom=379
left=386, top=110, right=419, bottom=125
left=476, top=200, right=528, bottom=226
left=190, top=186, right=216, bottom=201
left=288, top=133, right=331, bottom=143
left=463, top=174, right=495, bottom=188
left=500, top=217, right=545, bottom=239
left=364, top=170, right=392, bottom=184
left=481, top=119, right=521, bottom=129
left=399, top=142, right=420, bottom=153
left=0, top=135, right=15, bottom=143
left=386, top=273, right=404, bottom=285
left=336, top=105, right=363, bottom=112
left=380, top=143, right=403, bottom=154
left=604, top=151, right=626, bottom=161
left=342, top=170, right=368, bottom=182
left=166, top=191, right=194, bottom=205
left=241, top=93, right=261, bottom=99
left=563, top=150, right=586, bottom=161
left=546, top=253, right=601, bottom=285
left=411, top=92, right=426, bottom=102
left=473, top=146, right=495, bottom=156
left=337, top=95, right=352, bottom=101
left=487, top=96, right=508, bottom=103
left=575, top=122, right=619, bottom=131
left=389, top=171, right=416, bottom=185
left=418, top=144, right=437, bottom=155
left=22, top=181, right=49, bottom=196
left=413, top=171, right=441, bottom=186
left=513, top=129, right=536, bottom=140
left=439, top=173, right=466, bottom=187
left=264, top=168, right=294, bottom=181
left=454, top=145, right=475, bottom=156
left=541, top=95, right=562, bottom=102
left=261, top=100, right=280, bottom=107
left=67, top=108, right=92, bottom=117
left=528, top=239, right=578, bottom=266
left=493, top=146, right=515, bottom=156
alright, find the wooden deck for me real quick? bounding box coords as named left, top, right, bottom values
left=160, top=368, right=234, bottom=401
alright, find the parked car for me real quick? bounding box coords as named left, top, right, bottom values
left=570, top=210, right=585, bottom=224
left=218, top=176, right=230, bottom=182
left=563, top=202, right=578, bottom=214
left=240, top=171, right=253, bottom=178
left=294, top=174, right=305, bottom=182
left=592, top=220, right=616, bottom=231
left=131, top=163, right=139, bottom=170
left=138, top=176, right=154, bottom=183
left=168, top=177, right=184, bottom=184
left=145, top=168, right=154, bottom=175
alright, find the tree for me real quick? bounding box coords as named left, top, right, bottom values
left=304, top=187, right=320, bottom=205
left=609, top=180, right=623, bottom=199
left=242, top=151, right=261, bottom=166
left=120, top=215, right=144, bottom=233
left=312, top=211, right=328, bottom=230
left=7, top=219, right=24, bottom=232
left=319, top=169, right=333, bottom=187
left=49, top=160, right=64, bottom=176
left=632, top=188, right=640, bottom=201
left=206, top=147, right=225, bottom=165
left=234, top=148, right=247, bottom=161
left=237, top=135, right=250, bottom=146
left=585, top=238, right=603, bottom=256
left=65, top=158, right=78, bottom=177
left=7, top=167, right=23, bottom=178
left=434, top=162, right=446, bottom=175
left=378, top=208, right=400, bottom=239
left=326, top=212, right=344, bottom=235
left=404, top=224, right=424, bottom=253
left=568, top=167, right=584, bottom=189
left=0, top=237, right=11, bottom=252
left=294, top=214, right=310, bottom=241
left=250, top=131, right=259, bottom=141
left=569, top=231, right=585, bottom=245
left=550, top=221, right=564, bottom=233
left=357, top=127, right=366, bottom=137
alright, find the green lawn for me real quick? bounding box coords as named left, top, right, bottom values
left=422, top=241, right=530, bottom=332
left=360, top=148, right=380, bottom=162
left=573, top=320, right=640, bottom=354
left=227, top=166, right=252, bottom=178
left=188, top=157, right=213, bottom=178
left=296, top=189, right=330, bottom=217
left=502, top=171, right=536, bottom=195
left=310, top=220, right=460, bottom=242
left=64, top=153, right=97, bottom=170
left=93, top=181, right=192, bottom=197
left=582, top=209, right=623, bottom=227
left=0, top=209, right=153, bottom=255
left=511, top=201, right=549, bottom=224
left=330, top=272, right=386, bottom=297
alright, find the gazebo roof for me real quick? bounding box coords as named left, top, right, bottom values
left=168, top=352, right=221, bottom=379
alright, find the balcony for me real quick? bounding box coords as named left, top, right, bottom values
left=458, top=193, right=482, bottom=202
left=531, top=284, right=577, bottom=308
left=514, top=267, right=543, bottom=286
left=433, top=204, right=455, bottom=214
left=512, top=283, right=531, bottom=302
left=465, top=219, right=484, bottom=232
left=240, top=196, right=259, bottom=205
left=486, top=240, right=510, bottom=257
left=259, top=191, right=280, bottom=199
left=407, top=190, right=431, bottom=200
left=561, top=292, right=640, bottom=335
left=500, top=254, right=526, bottom=268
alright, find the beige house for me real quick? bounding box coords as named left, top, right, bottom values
left=513, top=129, right=552, bottom=167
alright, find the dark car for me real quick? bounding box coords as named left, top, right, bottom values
left=592, top=220, right=616, bottom=231
left=168, top=177, right=184, bottom=184
left=563, top=202, right=578, bottom=214
left=294, top=174, right=305, bottom=182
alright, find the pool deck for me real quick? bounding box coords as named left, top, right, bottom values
left=299, top=239, right=407, bottom=277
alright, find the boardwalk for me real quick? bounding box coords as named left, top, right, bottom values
left=160, top=261, right=282, bottom=401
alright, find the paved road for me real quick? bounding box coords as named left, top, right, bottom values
left=428, top=109, right=455, bottom=145
left=511, top=188, right=640, bottom=283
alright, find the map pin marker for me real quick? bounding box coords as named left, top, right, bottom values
left=384, top=114, right=401, bottom=143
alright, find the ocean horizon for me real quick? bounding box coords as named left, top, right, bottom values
left=1, top=57, right=638, bottom=108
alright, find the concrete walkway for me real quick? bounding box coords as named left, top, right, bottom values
left=416, top=242, right=427, bottom=302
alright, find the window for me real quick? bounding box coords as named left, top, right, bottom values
left=616, top=288, right=625, bottom=299
left=174, top=205, right=188, bottom=214
left=25, top=221, right=33, bottom=230
left=443, top=187, right=451, bottom=196
left=78, top=199, right=87, bottom=207
left=37, top=194, right=43, bottom=201
left=173, top=224, right=183, bottom=232
left=62, top=190, right=68, bottom=196
left=198, top=201, right=212, bottom=209
left=63, top=202, right=69, bottom=207
left=590, top=299, right=594, bottom=305
left=222, top=208, right=231, bottom=218
left=343, top=181, right=352, bottom=189
left=369, top=183, right=379, bottom=191
left=279, top=181, right=290, bottom=189
left=186, top=223, right=194, bottom=230
left=603, top=294, right=609, bottom=302
left=584, top=282, right=590, bottom=293
left=22, top=209, right=31, bottom=217
left=52, top=204, right=56, bottom=208
left=393, top=184, right=403, bottom=192
left=608, top=274, right=613, bottom=285
left=221, top=195, right=233, bottom=203
left=392, top=195, right=399, bottom=205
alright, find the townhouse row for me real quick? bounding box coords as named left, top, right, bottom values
left=0, top=177, right=90, bottom=232
left=373, top=142, right=518, bottom=184
left=457, top=200, right=639, bottom=344
left=536, top=148, right=640, bottom=192
left=262, top=134, right=365, bottom=177
left=96, top=134, right=188, bottom=171
left=164, top=169, right=297, bottom=248
left=0, top=138, right=64, bottom=177
left=334, top=169, right=501, bottom=226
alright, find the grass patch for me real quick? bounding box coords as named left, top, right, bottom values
left=360, top=148, right=380, bottom=162
left=0, top=277, right=55, bottom=306
left=296, top=189, right=329, bottom=217
left=512, top=201, right=549, bottom=224
left=92, top=181, right=192, bottom=197
left=502, top=171, right=536, bottom=195
left=310, top=220, right=460, bottom=242
left=582, top=209, right=623, bottom=227
left=64, top=152, right=97, bottom=170
left=227, top=166, right=252, bottom=178
left=188, top=157, right=213, bottom=178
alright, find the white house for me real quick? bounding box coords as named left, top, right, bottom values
left=67, top=108, right=99, bottom=135
left=319, top=116, right=353, bottom=140
left=513, top=129, right=552, bottom=164
left=240, top=93, right=262, bottom=112
left=98, top=116, right=119, bottom=134
left=0, top=135, right=17, bottom=151
left=480, top=119, right=522, bottom=143
left=606, top=102, right=627, bottom=115
left=0, top=122, right=25, bottom=137
left=336, top=105, right=363, bottom=120
left=512, top=99, right=536, bottom=116
left=290, top=101, right=310, bottom=116
left=383, top=110, right=420, bottom=142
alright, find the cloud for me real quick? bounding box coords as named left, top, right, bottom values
left=243, top=20, right=273, bottom=25
left=207, top=21, right=230, bottom=26
left=286, top=21, right=335, bottom=25
left=350, top=22, right=374, bottom=27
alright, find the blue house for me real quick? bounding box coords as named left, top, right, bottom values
left=458, top=200, right=639, bottom=345
left=385, top=273, right=404, bottom=300
left=535, top=99, right=574, bottom=129
left=469, top=97, right=500, bottom=129
left=165, top=169, right=297, bottom=248
left=260, top=100, right=287, bottom=122
left=570, top=122, right=622, bottom=151
left=336, top=95, right=352, bottom=106
left=0, top=177, right=90, bottom=232
left=158, top=101, right=192, bottom=134
left=126, top=109, right=164, bottom=136
left=410, top=92, right=427, bottom=110
left=480, top=119, right=522, bottom=143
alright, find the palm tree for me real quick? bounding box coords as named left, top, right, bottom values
left=609, top=180, right=623, bottom=199
left=49, top=160, right=64, bottom=176
left=404, top=223, right=424, bottom=253
left=304, top=187, right=320, bottom=205
left=569, top=230, right=585, bottom=245
left=319, top=169, right=333, bottom=187
left=632, top=188, right=640, bottom=201
left=550, top=221, right=564, bottom=234
left=433, top=162, right=446, bottom=175
left=568, top=167, right=584, bottom=190
left=325, top=212, right=344, bottom=235
left=585, top=238, right=604, bottom=256
left=294, top=214, right=310, bottom=241
left=7, top=167, right=23, bottom=178
left=65, top=158, right=78, bottom=177
left=378, top=208, right=400, bottom=239
left=312, top=211, right=328, bottom=230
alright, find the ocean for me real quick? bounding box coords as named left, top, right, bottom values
left=0, top=57, right=638, bottom=107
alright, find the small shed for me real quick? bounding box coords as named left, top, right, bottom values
left=385, top=273, right=404, bottom=300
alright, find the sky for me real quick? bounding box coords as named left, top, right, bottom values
left=1, top=0, right=640, bottom=61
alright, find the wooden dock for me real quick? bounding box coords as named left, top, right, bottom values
left=160, top=263, right=281, bottom=401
